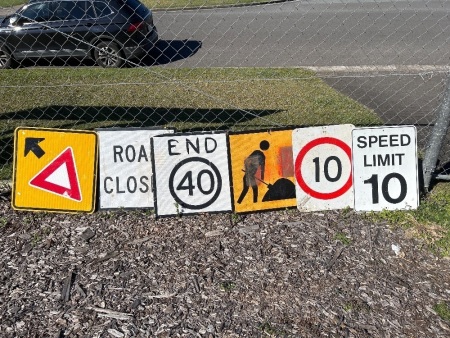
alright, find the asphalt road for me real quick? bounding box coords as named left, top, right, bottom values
left=154, top=0, right=450, bottom=156
left=155, top=0, right=450, bottom=67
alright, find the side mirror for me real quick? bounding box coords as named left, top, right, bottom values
left=7, top=15, right=19, bottom=26
left=16, top=15, right=32, bottom=26
left=8, top=15, right=29, bottom=26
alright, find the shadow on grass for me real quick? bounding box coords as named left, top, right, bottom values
left=0, top=105, right=280, bottom=177
left=15, top=39, right=202, bottom=68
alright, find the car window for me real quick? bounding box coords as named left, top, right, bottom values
left=110, top=0, right=149, bottom=19
left=93, top=1, right=113, bottom=18
left=53, top=1, right=96, bottom=21
left=76, top=1, right=96, bottom=19
left=20, top=3, right=52, bottom=22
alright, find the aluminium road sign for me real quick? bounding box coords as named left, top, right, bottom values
left=13, top=127, right=97, bottom=213
left=97, top=128, right=173, bottom=209
left=229, top=129, right=297, bottom=213
left=352, top=126, right=419, bottom=211
left=293, top=125, right=354, bottom=211
left=151, top=132, right=232, bottom=216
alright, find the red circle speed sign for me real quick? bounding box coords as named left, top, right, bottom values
left=295, top=137, right=352, bottom=200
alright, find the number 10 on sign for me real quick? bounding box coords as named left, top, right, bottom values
left=352, top=126, right=419, bottom=211
left=293, top=125, right=354, bottom=212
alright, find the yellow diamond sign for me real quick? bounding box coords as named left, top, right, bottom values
left=12, top=128, right=98, bottom=213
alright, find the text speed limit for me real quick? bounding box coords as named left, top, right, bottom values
left=169, top=157, right=222, bottom=210
left=293, top=125, right=354, bottom=211
left=352, top=126, right=419, bottom=211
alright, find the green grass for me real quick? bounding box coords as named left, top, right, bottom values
left=259, top=321, right=289, bottom=337
left=368, top=183, right=450, bottom=257
left=0, top=0, right=24, bottom=7
left=219, top=280, right=236, bottom=292
left=434, top=302, right=450, bottom=322
left=0, top=67, right=379, bottom=179
left=0, top=67, right=378, bottom=129
left=334, top=232, right=351, bottom=246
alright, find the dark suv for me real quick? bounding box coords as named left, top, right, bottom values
left=0, top=0, right=158, bottom=68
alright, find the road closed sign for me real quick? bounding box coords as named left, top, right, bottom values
left=151, top=132, right=232, bottom=216
left=293, top=125, right=354, bottom=211
left=352, top=126, right=419, bottom=211
left=97, top=128, right=174, bottom=209
left=12, top=127, right=97, bottom=213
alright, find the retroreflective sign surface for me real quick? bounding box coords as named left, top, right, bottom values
left=97, top=128, right=173, bottom=209
left=13, top=127, right=97, bottom=213
left=293, top=125, right=354, bottom=211
left=352, top=126, right=419, bottom=211
left=229, top=129, right=296, bottom=213
left=152, top=132, right=232, bottom=216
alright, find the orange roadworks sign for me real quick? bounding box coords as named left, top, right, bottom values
left=229, top=129, right=297, bottom=213
left=12, top=128, right=97, bottom=213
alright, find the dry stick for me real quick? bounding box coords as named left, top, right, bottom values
left=61, top=270, right=75, bottom=302
left=88, top=251, right=120, bottom=265
left=368, top=227, right=374, bottom=259
left=326, top=246, right=345, bottom=271
left=88, top=307, right=133, bottom=321
left=75, top=283, right=86, bottom=298
left=142, top=292, right=177, bottom=299
left=192, top=275, right=201, bottom=293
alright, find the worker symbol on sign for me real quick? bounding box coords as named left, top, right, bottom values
left=237, top=140, right=270, bottom=203
left=229, top=129, right=297, bottom=213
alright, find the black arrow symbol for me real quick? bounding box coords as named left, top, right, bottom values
left=25, top=138, right=45, bottom=158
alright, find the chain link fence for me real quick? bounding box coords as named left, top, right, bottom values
left=0, top=0, right=449, bottom=186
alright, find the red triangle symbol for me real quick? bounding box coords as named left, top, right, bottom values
left=29, top=147, right=82, bottom=202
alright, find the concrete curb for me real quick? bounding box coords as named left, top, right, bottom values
left=152, top=0, right=293, bottom=12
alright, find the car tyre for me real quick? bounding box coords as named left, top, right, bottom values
left=94, top=41, right=124, bottom=68
left=0, top=47, right=15, bottom=69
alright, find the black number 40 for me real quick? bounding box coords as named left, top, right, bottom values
left=364, top=173, right=407, bottom=204
left=177, top=170, right=215, bottom=196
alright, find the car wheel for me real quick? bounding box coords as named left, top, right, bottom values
left=0, top=47, right=14, bottom=69
left=94, top=41, right=124, bottom=68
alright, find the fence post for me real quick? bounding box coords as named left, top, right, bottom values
left=423, top=74, right=450, bottom=192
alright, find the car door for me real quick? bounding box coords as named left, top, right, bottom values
left=7, top=2, right=61, bottom=58
left=50, top=1, right=97, bottom=57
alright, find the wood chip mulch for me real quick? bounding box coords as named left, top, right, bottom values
left=0, top=200, right=449, bottom=337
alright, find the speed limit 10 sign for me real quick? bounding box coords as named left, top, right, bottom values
left=293, top=124, right=355, bottom=212
left=352, top=126, right=419, bottom=211
left=151, top=132, right=232, bottom=217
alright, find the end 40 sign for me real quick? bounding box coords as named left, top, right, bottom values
left=352, top=126, right=419, bottom=211
left=151, top=132, right=232, bottom=217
